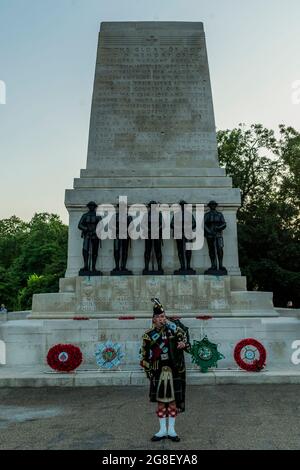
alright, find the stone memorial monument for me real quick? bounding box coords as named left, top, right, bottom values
left=3, top=22, right=298, bottom=380
left=64, top=22, right=241, bottom=278
left=30, top=21, right=274, bottom=318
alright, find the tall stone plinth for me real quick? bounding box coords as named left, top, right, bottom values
left=29, top=275, right=276, bottom=319
left=65, top=22, right=241, bottom=277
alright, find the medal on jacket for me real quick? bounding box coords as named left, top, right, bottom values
left=148, top=328, right=169, bottom=360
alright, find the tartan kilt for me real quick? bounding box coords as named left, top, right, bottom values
left=149, top=368, right=186, bottom=412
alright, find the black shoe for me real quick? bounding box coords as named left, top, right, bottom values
left=168, top=435, right=180, bottom=442
left=151, top=435, right=166, bottom=442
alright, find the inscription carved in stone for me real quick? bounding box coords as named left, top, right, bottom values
left=87, top=23, right=218, bottom=171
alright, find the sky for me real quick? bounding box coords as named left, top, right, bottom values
left=0, top=0, right=299, bottom=223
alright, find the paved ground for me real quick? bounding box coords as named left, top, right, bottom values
left=0, top=384, right=300, bottom=450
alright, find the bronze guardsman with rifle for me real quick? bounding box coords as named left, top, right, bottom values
left=78, top=201, right=102, bottom=275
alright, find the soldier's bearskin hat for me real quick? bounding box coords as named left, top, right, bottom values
left=151, top=298, right=165, bottom=317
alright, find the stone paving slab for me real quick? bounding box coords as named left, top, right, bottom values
left=1, top=366, right=300, bottom=387
left=1, top=384, right=300, bottom=449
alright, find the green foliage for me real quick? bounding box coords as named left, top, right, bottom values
left=217, top=124, right=300, bottom=307
left=218, top=124, right=281, bottom=208
left=0, top=213, right=68, bottom=311
left=17, top=273, right=59, bottom=310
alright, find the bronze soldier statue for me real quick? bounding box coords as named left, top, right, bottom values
left=143, top=201, right=164, bottom=275
left=111, top=204, right=133, bottom=275
left=78, top=201, right=102, bottom=276
left=204, top=200, right=227, bottom=275
left=171, top=200, right=196, bottom=275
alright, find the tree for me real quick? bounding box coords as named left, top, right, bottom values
left=0, top=213, right=68, bottom=311
left=277, top=125, right=300, bottom=229
left=217, top=124, right=300, bottom=307
left=217, top=124, right=282, bottom=209
left=17, top=273, right=59, bottom=311
left=0, top=216, right=28, bottom=270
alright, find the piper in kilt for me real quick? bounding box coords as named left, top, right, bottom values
left=140, top=298, right=190, bottom=442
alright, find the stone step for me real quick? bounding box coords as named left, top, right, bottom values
left=65, top=187, right=241, bottom=207
left=80, top=167, right=227, bottom=178
left=0, top=367, right=300, bottom=387
left=73, top=176, right=233, bottom=189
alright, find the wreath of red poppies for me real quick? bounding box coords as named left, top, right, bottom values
left=234, top=338, right=267, bottom=372
left=47, top=344, right=83, bottom=372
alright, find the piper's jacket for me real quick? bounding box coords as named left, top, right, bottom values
left=140, top=321, right=189, bottom=377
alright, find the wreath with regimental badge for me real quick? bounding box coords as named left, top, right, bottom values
left=190, top=336, right=224, bottom=373
left=95, top=340, right=125, bottom=369
left=46, top=344, right=83, bottom=372
left=234, top=338, right=266, bottom=371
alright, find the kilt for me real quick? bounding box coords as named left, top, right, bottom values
left=149, top=367, right=186, bottom=412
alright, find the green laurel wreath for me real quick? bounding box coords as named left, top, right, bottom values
left=190, top=335, right=225, bottom=373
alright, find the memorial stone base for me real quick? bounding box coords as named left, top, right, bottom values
left=1, top=316, right=300, bottom=374
left=28, top=275, right=276, bottom=319
left=1, top=276, right=299, bottom=379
